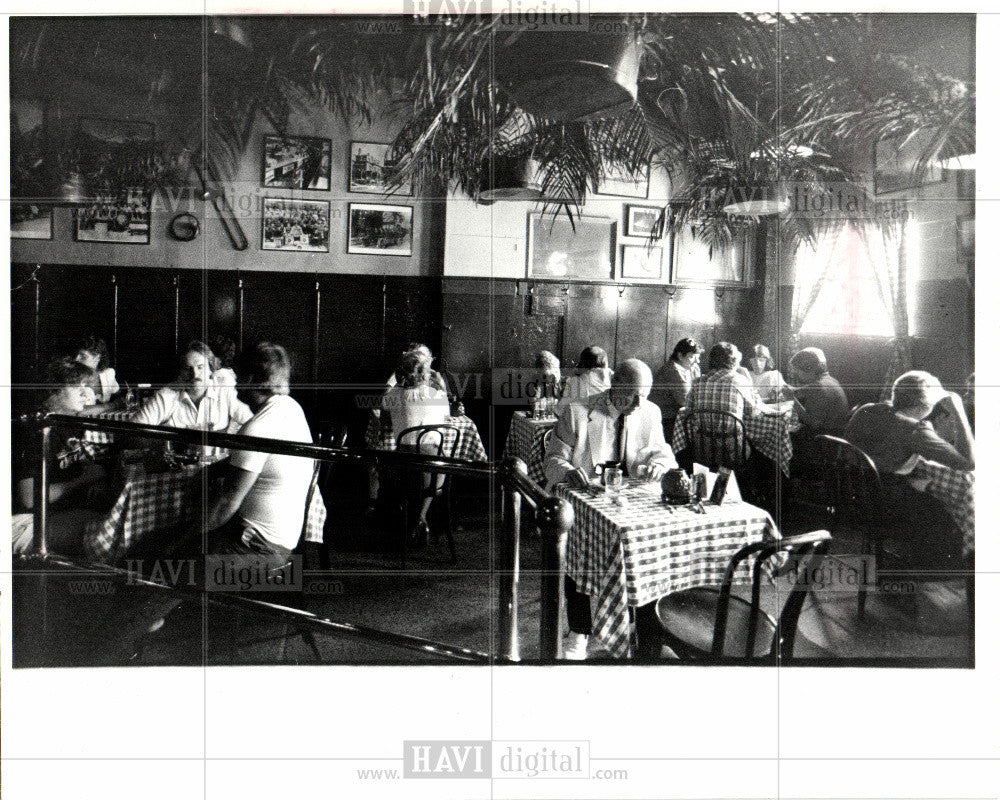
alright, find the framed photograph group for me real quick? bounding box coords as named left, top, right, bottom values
left=263, top=135, right=332, bottom=190
left=670, top=226, right=750, bottom=286
left=624, top=204, right=665, bottom=237
left=11, top=203, right=53, bottom=240
left=262, top=197, right=331, bottom=252
left=595, top=162, right=650, bottom=199
left=347, top=203, right=413, bottom=256
left=73, top=190, right=150, bottom=244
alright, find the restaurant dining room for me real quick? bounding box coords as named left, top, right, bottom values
left=6, top=11, right=979, bottom=671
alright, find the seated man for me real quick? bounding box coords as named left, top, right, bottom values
left=782, top=347, right=849, bottom=436
left=191, top=342, right=315, bottom=569
left=846, top=370, right=973, bottom=566
left=133, top=340, right=252, bottom=433
left=543, top=358, right=676, bottom=660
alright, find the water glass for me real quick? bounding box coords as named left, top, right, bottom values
left=604, top=465, right=624, bottom=503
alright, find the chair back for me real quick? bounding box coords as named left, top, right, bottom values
left=682, top=410, right=748, bottom=470
left=397, top=424, right=460, bottom=459
left=713, top=530, right=832, bottom=660
left=297, top=459, right=322, bottom=545
left=813, top=434, right=885, bottom=525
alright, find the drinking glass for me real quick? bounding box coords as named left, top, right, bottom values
left=604, top=465, right=624, bottom=503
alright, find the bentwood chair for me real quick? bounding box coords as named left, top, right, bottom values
left=396, top=424, right=461, bottom=566
left=681, top=410, right=750, bottom=472
left=813, top=435, right=885, bottom=617
left=654, top=530, right=831, bottom=662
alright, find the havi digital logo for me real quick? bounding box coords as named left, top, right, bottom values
left=403, top=740, right=492, bottom=779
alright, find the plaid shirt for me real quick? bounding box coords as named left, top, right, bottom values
left=688, top=369, right=762, bottom=421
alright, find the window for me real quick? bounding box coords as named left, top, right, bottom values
left=795, top=224, right=903, bottom=337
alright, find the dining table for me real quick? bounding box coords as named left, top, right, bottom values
left=82, top=458, right=327, bottom=564
left=363, top=412, right=488, bottom=462
left=554, top=477, right=780, bottom=658
left=672, top=401, right=798, bottom=477
left=501, top=410, right=557, bottom=485
left=903, top=456, right=975, bottom=558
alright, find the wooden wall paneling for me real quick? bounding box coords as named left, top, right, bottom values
left=563, top=284, right=617, bottom=367
left=383, top=277, right=443, bottom=375
left=10, top=264, right=40, bottom=389
left=615, top=286, right=670, bottom=371
left=315, top=274, right=385, bottom=437
left=37, top=264, right=116, bottom=369
left=176, top=270, right=241, bottom=353
left=114, top=268, right=180, bottom=384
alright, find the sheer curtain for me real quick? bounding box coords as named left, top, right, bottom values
left=788, top=225, right=841, bottom=353
left=859, top=217, right=911, bottom=398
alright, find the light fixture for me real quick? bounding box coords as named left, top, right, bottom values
left=478, top=155, right=544, bottom=201
left=500, top=30, right=642, bottom=122
left=722, top=184, right=789, bottom=216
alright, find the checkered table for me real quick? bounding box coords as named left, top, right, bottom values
left=673, top=405, right=796, bottom=477
left=363, top=413, right=488, bottom=462
left=83, top=464, right=327, bottom=564
left=907, top=457, right=974, bottom=557
left=555, top=479, right=779, bottom=658
left=83, top=410, right=136, bottom=445
left=502, top=411, right=557, bottom=485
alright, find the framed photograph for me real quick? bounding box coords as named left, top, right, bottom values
left=873, top=133, right=944, bottom=195
left=527, top=213, right=615, bottom=281
left=262, top=197, right=331, bottom=252
left=348, top=203, right=413, bottom=256
left=262, top=135, right=331, bottom=190
left=11, top=203, right=53, bottom=239
left=76, top=117, right=155, bottom=199
left=621, top=244, right=664, bottom=281
left=11, top=98, right=52, bottom=200
left=671, top=226, right=750, bottom=286
left=595, top=162, right=649, bottom=198
left=624, top=204, right=665, bottom=237
left=349, top=141, right=412, bottom=196
left=73, top=190, right=150, bottom=244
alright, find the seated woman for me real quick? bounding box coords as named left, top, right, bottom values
left=748, top=344, right=785, bottom=403
left=533, top=350, right=562, bottom=416
left=13, top=358, right=110, bottom=556
left=74, top=334, right=120, bottom=412
left=557, top=345, right=612, bottom=414
left=382, top=350, right=451, bottom=542
left=132, top=340, right=252, bottom=433
left=845, top=370, right=973, bottom=566
left=211, top=334, right=238, bottom=388
left=650, top=337, right=703, bottom=439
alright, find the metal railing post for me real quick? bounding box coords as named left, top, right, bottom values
left=33, top=423, right=52, bottom=558
left=537, top=495, right=573, bottom=661
left=498, top=458, right=527, bottom=662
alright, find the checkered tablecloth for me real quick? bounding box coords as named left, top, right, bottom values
left=907, top=457, right=974, bottom=557
left=555, top=479, right=779, bottom=658
left=363, top=413, right=488, bottom=462
left=672, top=405, right=796, bottom=477
left=83, top=410, right=135, bottom=444
left=83, top=465, right=327, bottom=563
left=502, top=411, right=557, bottom=485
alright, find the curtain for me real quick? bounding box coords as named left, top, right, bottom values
left=788, top=224, right=842, bottom=353
left=859, top=216, right=911, bottom=398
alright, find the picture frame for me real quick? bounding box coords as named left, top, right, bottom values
left=348, top=203, right=413, bottom=256
left=624, top=204, right=665, bottom=237
left=621, top=244, right=665, bottom=281
left=261, top=197, right=331, bottom=252
left=670, top=226, right=750, bottom=286
left=263, top=134, right=332, bottom=190
left=76, top=117, right=156, bottom=199
left=527, top=213, right=615, bottom=281
left=348, top=141, right=413, bottom=196
left=73, top=190, right=150, bottom=244
left=595, top=162, right=650, bottom=199
left=873, top=133, right=944, bottom=196
left=10, top=202, right=54, bottom=240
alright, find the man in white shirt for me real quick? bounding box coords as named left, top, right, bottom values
left=543, top=358, right=677, bottom=659
left=196, top=341, right=315, bottom=564
left=133, top=341, right=252, bottom=433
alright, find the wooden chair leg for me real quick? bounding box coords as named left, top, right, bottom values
left=857, top=531, right=872, bottom=618
left=443, top=478, right=456, bottom=565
